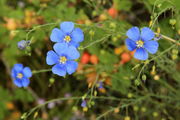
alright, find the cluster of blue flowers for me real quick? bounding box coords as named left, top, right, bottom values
left=46, top=21, right=84, bottom=76
left=12, top=21, right=159, bottom=87
left=11, top=21, right=84, bottom=87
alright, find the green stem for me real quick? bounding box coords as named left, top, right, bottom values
left=80, top=34, right=111, bottom=50
left=155, top=33, right=180, bottom=46
left=96, top=95, right=149, bottom=119
left=32, top=69, right=51, bottom=74
left=26, top=22, right=58, bottom=41
left=22, top=96, right=123, bottom=119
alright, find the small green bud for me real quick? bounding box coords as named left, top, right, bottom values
left=153, top=112, right=159, bottom=117
left=142, top=74, right=147, bottom=81
left=109, top=22, right=116, bottom=29
left=49, top=78, right=55, bottom=84
left=169, top=19, right=176, bottom=25
left=89, top=30, right=95, bottom=36
left=135, top=79, right=140, bottom=86
left=141, top=107, right=146, bottom=112
left=133, top=106, right=139, bottom=111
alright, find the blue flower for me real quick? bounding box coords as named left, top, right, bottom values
left=97, top=81, right=104, bottom=89
left=17, top=40, right=30, bottom=50
left=11, top=64, right=32, bottom=87
left=46, top=43, right=80, bottom=76
left=125, top=27, right=159, bottom=60
left=81, top=100, right=87, bottom=108
left=50, top=21, right=84, bottom=48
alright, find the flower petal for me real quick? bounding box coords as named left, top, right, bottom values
left=14, top=79, right=23, bottom=87
left=69, top=41, right=79, bottom=48
left=13, top=64, right=23, bottom=72
left=134, top=48, right=148, bottom=60
left=11, top=69, right=17, bottom=78
left=23, top=67, right=32, bottom=78
left=53, top=43, right=68, bottom=56
left=125, top=38, right=136, bottom=51
left=60, top=21, right=74, bottom=33
left=141, top=27, right=154, bottom=41
left=52, top=64, right=66, bottom=76
left=22, top=78, right=30, bottom=87
left=144, top=40, right=159, bottom=54
left=66, top=61, right=78, bottom=75
left=126, top=27, right=140, bottom=41
left=71, top=28, right=84, bottom=43
left=46, top=50, right=59, bottom=65
left=50, top=28, right=64, bottom=42
left=66, top=46, right=80, bottom=60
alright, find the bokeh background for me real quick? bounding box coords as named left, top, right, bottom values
left=0, top=0, right=180, bottom=120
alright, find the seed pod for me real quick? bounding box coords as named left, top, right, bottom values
left=142, top=74, right=147, bottom=81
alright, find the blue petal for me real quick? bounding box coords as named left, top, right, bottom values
left=60, top=21, right=74, bottom=33
left=50, top=28, right=64, bottom=42
left=46, top=50, right=59, bottom=65
left=67, top=46, right=80, bottom=60
left=71, top=28, right=84, bottom=43
left=141, top=27, right=154, bottom=41
left=17, top=40, right=29, bottom=50
left=125, top=38, right=136, bottom=51
left=52, top=64, right=66, bottom=76
left=126, top=27, right=140, bottom=41
left=69, top=41, right=79, bottom=48
left=23, top=67, right=32, bottom=78
left=22, top=78, right=30, bottom=87
left=81, top=100, right=87, bottom=107
left=53, top=43, right=68, bottom=56
left=134, top=48, right=148, bottom=60
left=14, top=79, right=23, bottom=87
left=13, top=64, right=23, bottom=72
left=11, top=68, right=17, bottom=78
left=144, top=40, right=159, bottom=54
left=66, top=61, right=78, bottom=74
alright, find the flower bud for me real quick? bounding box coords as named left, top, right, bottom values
left=17, top=40, right=30, bottom=50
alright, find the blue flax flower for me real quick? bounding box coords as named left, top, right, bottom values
left=81, top=100, right=87, bottom=108
left=97, top=81, right=104, bottom=89
left=50, top=21, right=84, bottom=48
left=17, top=40, right=30, bottom=50
left=46, top=43, right=80, bottom=76
left=11, top=64, right=32, bottom=87
left=125, top=27, right=159, bottom=60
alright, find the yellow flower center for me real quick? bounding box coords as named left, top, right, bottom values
left=136, top=40, right=144, bottom=48
left=64, top=35, right=71, bottom=42
left=59, top=56, right=67, bottom=64
left=17, top=73, right=23, bottom=79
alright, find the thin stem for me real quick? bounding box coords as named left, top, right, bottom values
left=96, top=107, right=116, bottom=120
left=155, top=33, right=180, bottom=46
left=80, top=34, right=111, bottom=50
left=26, top=22, right=58, bottom=41
left=23, top=96, right=123, bottom=119
left=149, top=43, right=178, bottom=62
left=32, top=69, right=52, bottom=74
left=96, top=95, right=150, bottom=119
left=89, top=74, right=99, bottom=102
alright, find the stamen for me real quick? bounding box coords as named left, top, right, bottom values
left=136, top=40, right=144, bottom=48
left=17, top=73, right=23, bottom=79
left=59, top=56, right=67, bottom=64
left=64, top=36, right=71, bottom=42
